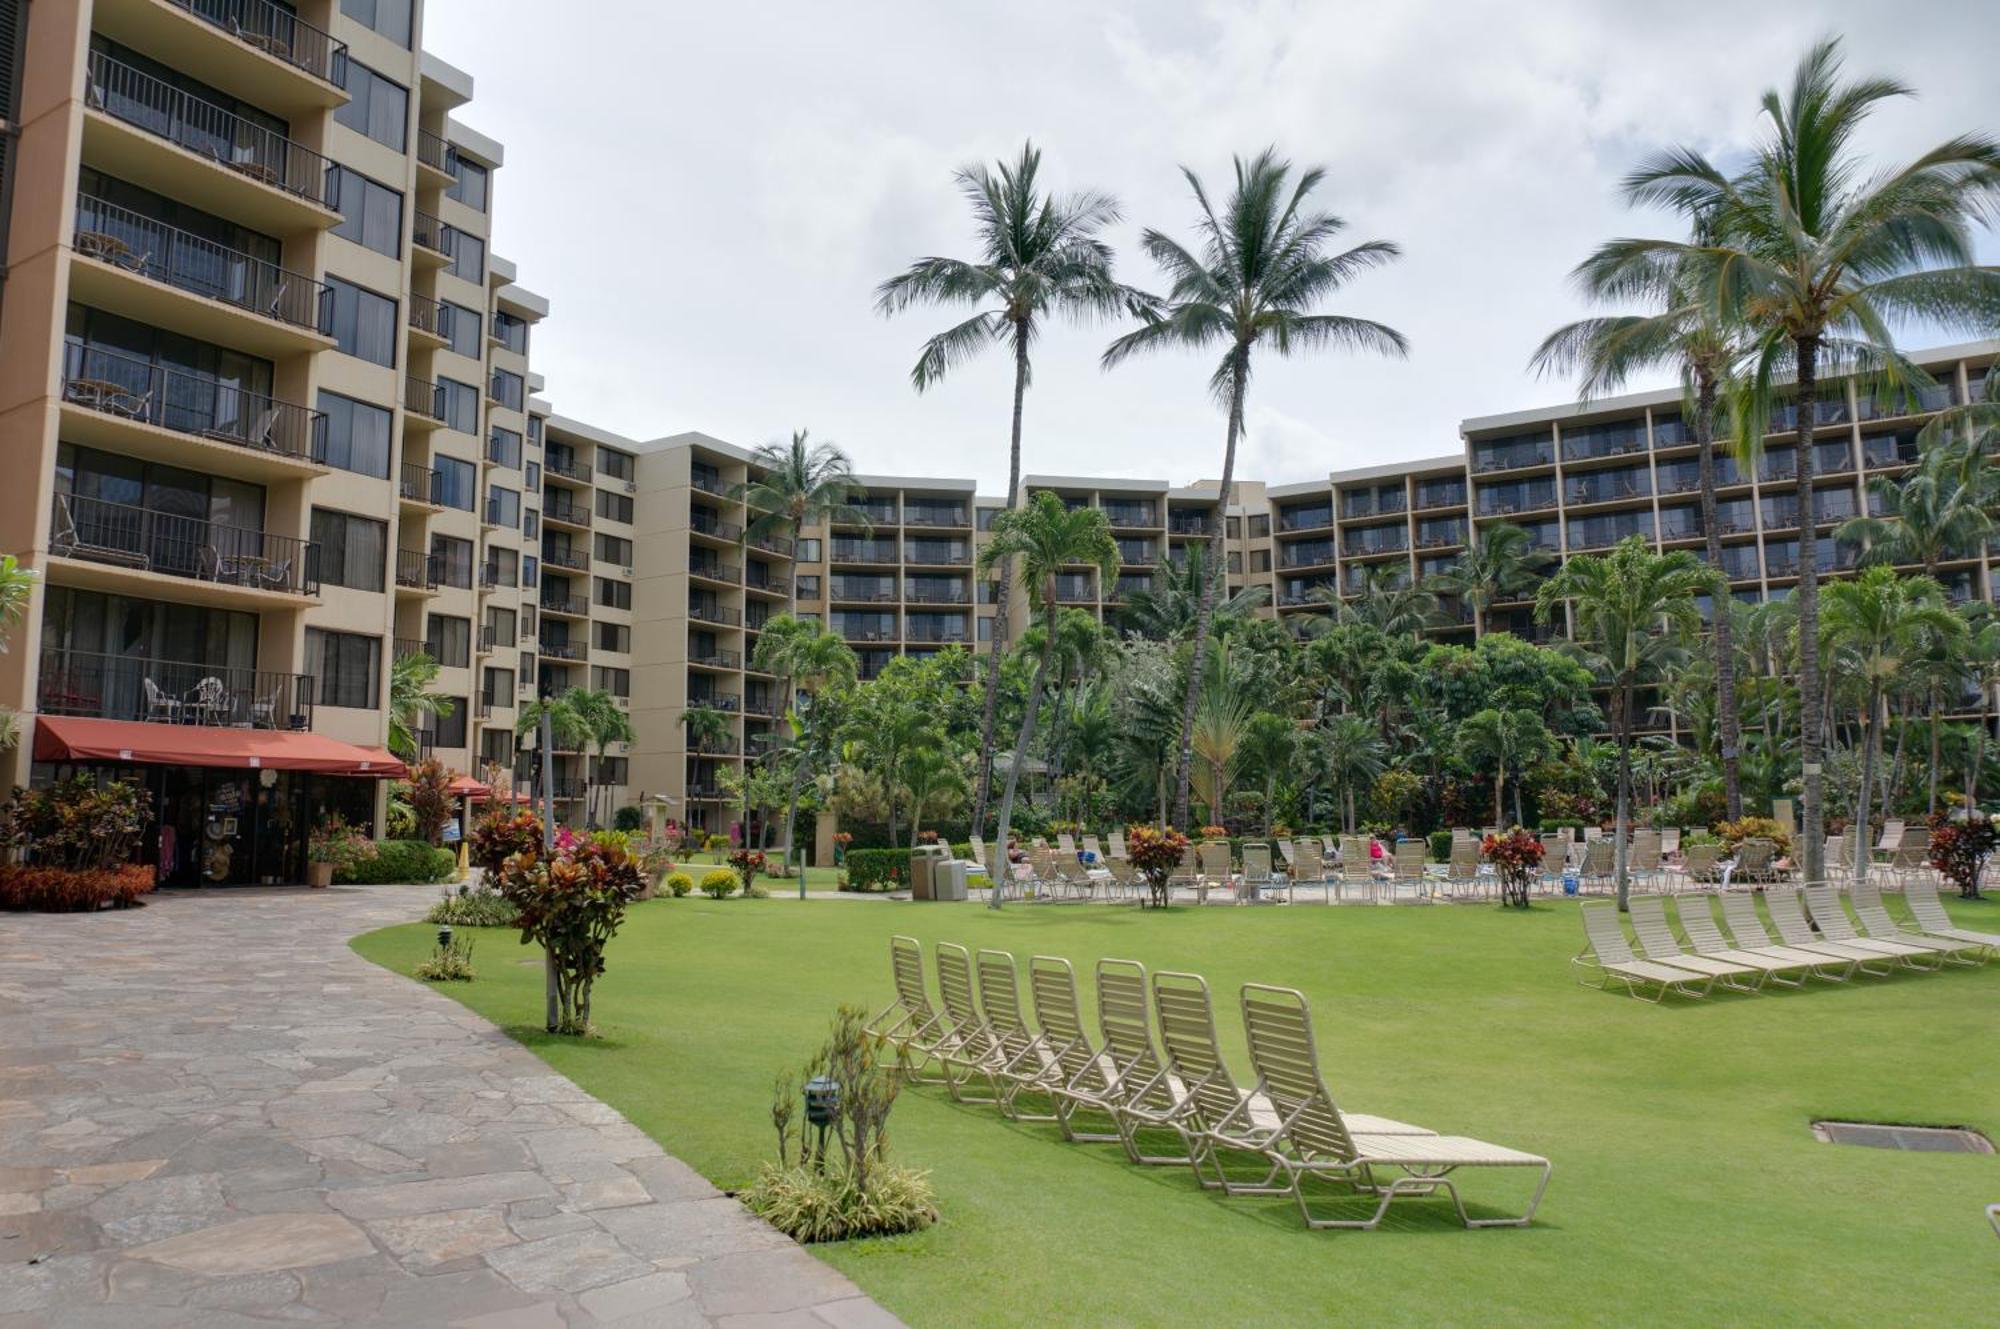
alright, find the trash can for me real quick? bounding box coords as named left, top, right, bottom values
left=934, top=860, right=968, bottom=902
left=910, top=844, right=949, bottom=900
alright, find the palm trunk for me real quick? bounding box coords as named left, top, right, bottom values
left=971, top=331, right=1031, bottom=838
left=1344, top=785, right=1355, bottom=834
left=1615, top=677, right=1634, bottom=911
left=1927, top=709, right=1941, bottom=816
left=781, top=707, right=811, bottom=897
left=1514, top=771, right=1526, bottom=829
left=778, top=516, right=804, bottom=873
left=1883, top=701, right=1906, bottom=830
left=1174, top=344, right=1249, bottom=828
left=1693, top=369, right=1744, bottom=819
left=1493, top=771, right=1505, bottom=827
left=1853, top=684, right=1880, bottom=885
left=1793, top=339, right=1826, bottom=884
left=990, top=601, right=1054, bottom=910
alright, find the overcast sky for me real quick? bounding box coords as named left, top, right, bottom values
left=424, top=0, right=2000, bottom=492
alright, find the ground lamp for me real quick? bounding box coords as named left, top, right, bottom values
left=804, top=1074, right=840, bottom=1168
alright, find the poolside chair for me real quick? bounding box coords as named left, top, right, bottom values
left=1057, top=832, right=1080, bottom=862
left=1874, top=819, right=1905, bottom=860
left=1107, top=828, right=1128, bottom=860
left=1320, top=835, right=1340, bottom=861
left=1885, top=829, right=1933, bottom=886
left=1800, top=883, right=1943, bottom=971
left=867, top=935, right=948, bottom=1079
left=1678, top=842, right=1721, bottom=887
left=1761, top=888, right=1901, bottom=977
left=1276, top=838, right=1299, bottom=870
left=1717, top=891, right=1860, bottom=982
left=1660, top=827, right=1682, bottom=860
left=1151, top=971, right=1432, bottom=1194
left=1445, top=840, right=1483, bottom=901
left=931, top=943, right=1013, bottom=1102
left=1081, top=834, right=1105, bottom=865
left=1238, top=985, right=1552, bottom=1228
left=1104, top=854, right=1140, bottom=902
left=1626, top=896, right=1764, bottom=991
left=1292, top=839, right=1329, bottom=904
left=1848, top=880, right=1985, bottom=966
left=1671, top=895, right=1813, bottom=987
left=1168, top=844, right=1199, bottom=903
left=1240, top=842, right=1279, bottom=903
left=1028, top=956, right=1119, bottom=1143
left=1094, top=960, right=1184, bottom=1167
left=1053, top=850, right=1098, bottom=902
left=1575, top=839, right=1615, bottom=895
left=1732, top=837, right=1779, bottom=885
left=1573, top=903, right=1713, bottom=1001
left=1902, top=878, right=2000, bottom=952
left=1197, top=841, right=1233, bottom=905
left=1335, top=837, right=1376, bottom=904
left=974, top=949, right=1055, bottom=1118
left=1629, top=830, right=1663, bottom=888
left=1388, top=840, right=1429, bottom=903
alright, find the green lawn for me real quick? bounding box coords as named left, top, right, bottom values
left=674, top=850, right=849, bottom=892
left=354, top=894, right=2000, bottom=1328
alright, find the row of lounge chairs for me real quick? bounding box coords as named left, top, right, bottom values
left=1576, top=879, right=1995, bottom=1001
left=869, top=935, right=1551, bottom=1228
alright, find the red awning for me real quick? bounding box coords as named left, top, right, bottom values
left=447, top=774, right=489, bottom=796
left=33, top=716, right=408, bottom=777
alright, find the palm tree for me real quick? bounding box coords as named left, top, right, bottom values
left=1189, top=636, right=1255, bottom=825
left=975, top=493, right=1118, bottom=906
left=900, top=739, right=966, bottom=851
left=564, top=686, right=632, bottom=829
left=1456, top=707, right=1555, bottom=827
left=1105, top=148, right=1407, bottom=828
left=1325, top=565, right=1437, bottom=640
left=734, top=430, right=872, bottom=618
left=683, top=706, right=731, bottom=755
left=1426, top=522, right=1554, bottom=639
left=1821, top=567, right=1963, bottom=878
left=1610, top=37, right=2000, bottom=881
left=1115, top=542, right=1269, bottom=639
left=1238, top=711, right=1297, bottom=835
left=877, top=142, right=1131, bottom=842
left=1319, top=712, right=1386, bottom=833
left=516, top=692, right=586, bottom=817
left=1839, top=435, right=1997, bottom=576
left=751, top=617, right=858, bottom=880
left=1536, top=537, right=1717, bottom=909
left=388, top=650, right=456, bottom=761
left=0, top=555, right=36, bottom=751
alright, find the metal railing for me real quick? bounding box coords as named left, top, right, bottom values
left=689, top=648, right=742, bottom=669
left=689, top=513, right=743, bottom=542
left=51, top=493, right=318, bottom=594
left=408, top=290, right=448, bottom=340
left=541, top=546, right=590, bottom=572
left=749, top=532, right=794, bottom=557
left=1052, top=578, right=1095, bottom=602
left=394, top=548, right=438, bottom=590
left=399, top=462, right=437, bottom=504
left=405, top=374, right=443, bottom=421
left=540, top=592, right=588, bottom=616
left=62, top=341, right=325, bottom=463
left=1279, top=509, right=1335, bottom=532
left=691, top=691, right=741, bottom=712
left=1415, top=485, right=1467, bottom=510
left=904, top=619, right=969, bottom=643
left=1167, top=514, right=1212, bottom=535
left=745, top=609, right=772, bottom=632
left=393, top=637, right=426, bottom=660
left=831, top=540, right=899, bottom=564
left=1471, top=443, right=1555, bottom=473
left=38, top=646, right=314, bottom=729
left=903, top=543, right=970, bottom=565
left=165, top=0, right=347, bottom=85
left=545, top=455, right=590, bottom=482
left=412, top=210, right=456, bottom=258
left=1280, top=544, right=1337, bottom=569
left=690, top=471, right=731, bottom=496
left=84, top=52, right=334, bottom=207
left=689, top=602, right=741, bottom=626
left=904, top=505, right=968, bottom=527
left=416, top=128, right=454, bottom=175
left=690, top=560, right=739, bottom=583
left=746, top=575, right=789, bottom=596
left=837, top=621, right=898, bottom=642
left=539, top=638, right=588, bottom=661
left=829, top=581, right=896, bottom=602
left=1103, top=507, right=1158, bottom=529
left=544, top=499, right=591, bottom=527
left=903, top=583, right=969, bottom=603
left=74, top=195, right=331, bottom=332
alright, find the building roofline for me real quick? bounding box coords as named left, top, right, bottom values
left=495, top=283, right=549, bottom=320
left=639, top=429, right=756, bottom=462
left=418, top=51, right=474, bottom=108
left=1023, top=473, right=1173, bottom=494
left=444, top=117, right=505, bottom=168
left=547, top=415, right=643, bottom=451
left=1329, top=453, right=1463, bottom=485
left=850, top=474, right=977, bottom=493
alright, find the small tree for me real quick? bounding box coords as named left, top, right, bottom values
left=470, top=806, right=544, bottom=874
left=1125, top=823, right=1191, bottom=909
left=495, top=840, right=646, bottom=1035
left=1, top=774, right=148, bottom=869
left=405, top=757, right=455, bottom=845
left=1928, top=811, right=1995, bottom=900
left=1481, top=828, right=1545, bottom=909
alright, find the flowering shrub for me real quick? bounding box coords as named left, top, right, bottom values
left=700, top=867, right=741, bottom=899
left=495, top=840, right=646, bottom=1035
left=308, top=814, right=375, bottom=873
left=0, top=864, right=154, bottom=912
left=406, top=758, right=454, bottom=845
left=1715, top=817, right=1792, bottom=861
left=1126, top=824, right=1192, bottom=909
left=1928, top=811, right=1995, bottom=900
left=2, top=775, right=148, bottom=870
left=1198, top=825, right=1229, bottom=842
left=705, top=833, right=732, bottom=852
left=663, top=871, right=694, bottom=897
left=1481, top=828, right=1544, bottom=908
left=729, top=848, right=768, bottom=896
left=471, top=807, right=544, bottom=874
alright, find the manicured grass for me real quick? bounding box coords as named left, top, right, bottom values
left=674, top=850, right=849, bottom=892
left=354, top=894, right=2000, bottom=1327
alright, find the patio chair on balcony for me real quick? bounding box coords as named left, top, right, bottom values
left=186, top=676, right=229, bottom=726
left=249, top=684, right=285, bottom=729
left=51, top=495, right=148, bottom=569
left=143, top=677, right=182, bottom=724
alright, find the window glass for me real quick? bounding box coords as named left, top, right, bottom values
left=488, top=427, right=521, bottom=469
left=522, top=555, right=538, bottom=588
left=329, top=168, right=402, bottom=258
left=339, top=0, right=412, bottom=45
left=310, top=508, right=386, bottom=591
left=434, top=697, right=468, bottom=749
left=449, top=230, right=484, bottom=281
left=523, top=509, right=539, bottom=539
left=316, top=391, right=390, bottom=478
left=448, top=158, right=490, bottom=212
left=592, top=669, right=630, bottom=699
left=485, top=547, right=519, bottom=586
left=797, top=538, right=821, bottom=562
left=596, top=622, right=630, bottom=652
left=524, top=459, right=541, bottom=489
left=430, top=534, right=472, bottom=589
left=432, top=455, right=475, bottom=511
left=596, top=490, right=634, bottom=523
left=490, top=369, right=524, bottom=411
left=304, top=628, right=380, bottom=708
left=326, top=277, right=396, bottom=365
left=494, top=311, right=529, bottom=354
left=483, top=667, right=514, bottom=703
left=438, top=378, right=479, bottom=434
left=334, top=61, right=407, bottom=149
left=487, top=607, right=517, bottom=648
left=445, top=302, right=481, bottom=358
left=597, top=448, right=635, bottom=481
left=595, top=577, right=632, bottom=610
left=487, top=486, right=520, bottom=529
left=596, top=534, right=633, bottom=564
left=426, top=615, right=470, bottom=668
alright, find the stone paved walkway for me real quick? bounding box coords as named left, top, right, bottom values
left=0, top=888, right=903, bottom=1328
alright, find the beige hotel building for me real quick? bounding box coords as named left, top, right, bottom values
left=3, top=4, right=1995, bottom=879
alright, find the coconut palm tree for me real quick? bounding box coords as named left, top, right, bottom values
left=1536, top=537, right=1718, bottom=909
left=683, top=706, right=732, bottom=756
left=1839, top=435, right=1997, bottom=576
left=1456, top=707, right=1556, bottom=828
left=1238, top=711, right=1297, bottom=835
left=877, top=142, right=1132, bottom=841
left=975, top=493, right=1118, bottom=906
left=1324, top=565, right=1437, bottom=640
left=1821, top=566, right=1964, bottom=878
left=899, top=739, right=966, bottom=851
left=734, top=430, right=871, bottom=618
left=515, top=691, right=586, bottom=818
left=1115, top=542, right=1269, bottom=640
left=564, top=686, right=633, bottom=829
left=1105, top=147, right=1407, bottom=829
left=1604, top=37, right=2000, bottom=880
left=388, top=650, right=456, bottom=761
left=1427, top=522, right=1556, bottom=640
left=751, top=617, right=858, bottom=882
left=1319, top=712, right=1386, bottom=833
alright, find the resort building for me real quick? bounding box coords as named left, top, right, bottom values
left=0, top=0, right=547, bottom=881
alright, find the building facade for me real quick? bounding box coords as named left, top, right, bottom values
left=0, top=0, right=548, bottom=881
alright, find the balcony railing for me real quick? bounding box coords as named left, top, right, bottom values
left=73, top=196, right=332, bottom=332
left=1279, top=509, right=1335, bottom=533
left=746, top=574, right=790, bottom=597
left=1471, top=442, right=1555, bottom=473
left=743, top=696, right=785, bottom=718
left=395, top=548, right=438, bottom=590
left=904, top=620, right=969, bottom=643
left=1103, top=506, right=1158, bottom=529
left=62, top=341, right=326, bottom=463
left=408, top=290, right=448, bottom=341
left=903, top=543, right=970, bottom=565
left=831, top=541, right=899, bottom=564
left=51, top=493, right=318, bottom=594
left=690, top=561, right=740, bottom=583
left=830, top=580, right=896, bottom=602
left=416, top=128, right=454, bottom=175
left=1052, top=578, right=1095, bottom=602
left=542, top=546, right=590, bottom=572
left=539, top=638, right=588, bottom=661
left=691, top=692, right=741, bottom=712
left=38, top=647, right=314, bottom=730
left=689, top=602, right=741, bottom=626
left=1280, top=544, right=1337, bottom=569
left=690, top=513, right=743, bottom=541
left=545, top=455, right=591, bottom=483
left=405, top=374, right=443, bottom=422
left=84, top=52, right=335, bottom=207
left=541, top=593, right=589, bottom=616
left=1168, top=514, right=1212, bottom=535
left=412, top=210, right=456, bottom=258
left=903, top=583, right=969, bottom=603
left=393, top=637, right=426, bottom=660
left=163, top=0, right=347, bottom=85
left=749, top=531, right=794, bottom=557
left=399, top=462, right=437, bottom=505
left=1415, top=484, right=1468, bottom=510
left=904, top=506, right=969, bottom=527
left=544, top=499, right=592, bottom=527
left=689, top=648, right=742, bottom=669
left=690, top=471, right=731, bottom=497
left=837, top=621, right=899, bottom=643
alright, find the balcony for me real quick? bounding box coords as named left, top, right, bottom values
left=1415, top=483, right=1467, bottom=511
left=82, top=51, right=337, bottom=231
left=688, top=647, right=743, bottom=670
left=94, top=0, right=348, bottom=102
left=412, top=211, right=456, bottom=266
left=1279, top=508, right=1335, bottom=533
left=1471, top=440, right=1555, bottom=474
left=59, top=342, right=327, bottom=479
left=407, top=291, right=448, bottom=348
left=1168, top=514, right=1212, bottom=536
left=1343, top=533, right=1408, bottom=558
left=690, top=692, right=741, bottom=713
left=689, top=602, right=741, bottom=627
left=837, top=621, right=899, bottom=643
left=50, top=493, right=318, bottom=602
left=904, top=505, right=969, bottom=528
left=830, top=540, right=899, bottom=565
left=545, top=455, right=591, bottom=484
left=540, top=639, right=588, bottom=662
left=844, top=501, right=899, bottom=526
left=1565, top=474, right=1650, bottom=506
left=903, top=542, right=970, bottom=566
left=903, top=582, right=969, bottom=604
left=38, top=647, right=314, bottom=730
left=1279, top=543, right=1336, bottom=570
left=743, top=696, right=785, bottom=718
left=746, top=576, right=790, bottom=600
left=542, top=546, right=590, bottom=573
left=70, top=196, right=332, bottom=354
left=905, top=619, right=969, bottom=644
left=416, top=128, right=455, bottom=182
left=749, top=531, right=794, bottom=557
left=1052, top=577, right=1095, bottom=603
left=544, top=498, right=592, bottom=529
left=404, top=374, right=444, bottom=428
left=399, top=462, right=440, bottom=509
left=690, top=471, right=732, bottom=498
left=394, top=548, right=438, bottom=592
left=690, top=512, right=743, bottom=543
left=690, top=561, right=740, bottom=585
left=1103, top=505, right=1158, bottom=529
left=541, top=593, right=588, bottom=619
left=830, top=580, right=896, bottom=603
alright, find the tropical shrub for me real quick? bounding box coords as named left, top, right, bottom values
left=1427, top=830, right=1453, bottom=863
left=414, top=934, right=476, bottom=981
left=337, top=839, right=456, bottom=885
left=471, top=808, right=544, bottom=874
left=406, top=757, right=454, bottom=845
left=1928, top=811, right=1995, bottom=899
left=496, top=840, right=647, bottom=1035
left=700, top=868, right=740, bottom=899
left=1715, top=817, right=1792, bottom=861
left=308, top=814, right=375, bottom=872
left=704, top=834, right=732, bottom=852
left=843, top=848, right=909, bottom=891
left=0, top=864, right=154, bottom=911
left=1125, top=824, right=1191, bottom=909
left=663, top=870, right=694, bottom=898
left=729, top=848, right=768, bottom=896
left=1480, top=828, right=1544, bottom=908
left=1369, top=768, right=1423, bottom=828
left=1198, top=825, right=1229, bottom=841
left=613, top=805, right=644, bottom=832
left=1, top=775, right=148, bottom=870
left=425, top=888, right=519, bottom=927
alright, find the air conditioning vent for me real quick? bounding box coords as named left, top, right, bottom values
left=622, top=566, right=635, bottom=578
left=624, top=480, right=637, bottom=493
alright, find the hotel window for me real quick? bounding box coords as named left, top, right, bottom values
left=522, top=555, right=538, bottom=589
left=596, top=622, right=630, bottom=652
left=488, top=427, right=521, bottom=469
left=797, top=538, right=821, bottom=562
left=597, top=534, right=633, bottom=564
left=316, top=391, right=390, bottom=478
left=434, top=697, right=469, bottom=750
left=433, top=456, right=475, bottom=511
left=325, top=278, right=396, bottom=365
left=594, top=756, right=629, bottom=784
left=490, top=368, right=524, bottom=411
left=596, top=577, right=633, bottom=610
left=485, top=547, right=520, bottom=587
left=483, top=667, right=514, bottom=704
left=340, top=0, right=412, bottom=46
left=449, top=231, right=484, bottom=281
left=1249, top=514, right=1271, bottom=538
left=438, top=378, right=479, bottom=434
left=593, top=668, right=631, bottom=698
left=977, top=507, right=999, bottom=531
left=329, top=168, right=402, bottom=258
left=334, top=61, right=407, bottom=149
left=596, top=490, right=634, bottom=523
left=479, top=730, right=512, bottom=766
left=445, top=302, right=482, bottom=358
left=426, top=615, right=471, bottom=669
left=310, top=508, right=387, bottom=591
left=597, top=448, right=635, bottom=482
left=448, top=157, right=489, bottom=212
left=524, top=460, right=541, bottom=489
left=977, top=616, right=993, bottom=642
left=494, top=311, right=529, bottom=355
left=487, top=607, right=517, bottom=649
left=523, top=509, right=539, bottom=539
left=430, top=534, right=473, bottom=589
left=305, top=629, right=380, bottom=709
left=487, top=486, right=520, bottom=529
left=796, top=574, right=820, bottom=598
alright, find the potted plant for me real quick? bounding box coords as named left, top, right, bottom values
left=307, top=814, right=373, bottom=888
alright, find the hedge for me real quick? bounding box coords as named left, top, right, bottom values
left=844, top=844, right=974, bottom=891
left=338, top=839, right=458, bottom=885
left=0, top=864, right=155, bottom=912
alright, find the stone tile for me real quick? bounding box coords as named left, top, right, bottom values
left=325, top=1170, right=554, bottom=1219
left=564, top=1175, right=652, bottom=1211
left=66, top=1159, right=165, bottom=1186
left=126, top=1212, right=375, bottom=1275
left=449, top=1303, right=568, bottom=1329
left=687, top=1250, right=868, bottom=1318
left=595, top=1198, right=794, bottom=1262
left=814, top=1295, right=909, bottom=1329
left=575, top=1269, right=695, bottom=1321
left=483, top=1227, right=655, bottom=1294
left=0, top=1193, right=37, bottom=1216
left=366, top=1206, right=520, bottom=1272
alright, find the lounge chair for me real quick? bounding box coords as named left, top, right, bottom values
left=1848, top=880, right=1985, bottom=966
left=1028, top=955, right=1119, bottom=1142
left=1660, top=827, right=1682, bottom=859
left=1884, top=829, right=1933, bottom=886
left=1576, top=839, right=1615, bottom=895
left=1445, top=840, right=1483, bottom=901
left=1629, top=831, right=1663, bottom=889
left=1238, top=985, right=1552, bottom=1228
left=1761, top=888, right=1902, bottom=977
left=1197, top=841, right=1233, bottom=905
left=1672, top=895, right=1814, bottom=986
left=1719, top=890, right=1863, bottom=981
left=1389, top=840, right=1429, bottom=903
left=1902, top=878, right=2000, bottom=952
left=933, top=942, right=1007, bottom=1102
left=974, top=948, right=1055, bottom=1118
left=1107, top=828, right=1128, bottom=860
left=1338, top=835, right=1375, bottom=904
left=1104, top=854, right=1140, bottom=902
left=1677, top=842, right=1721, bottom=887
left=1093, top=959, right=1184, bottom=1166
left=1276, top=838, right=1299, bottom=870
left=1733, top=838, right=1779, bottom=884
left=1874, top=819, right=1905, bottom=861
left=1081, top=834, right=1105, bottom=865
left=867, top=935, right=947, bottom=1078
left=1240, top=842, right=1279, bottom=903
left=1151, top=970, right=1431, bottom=1193
left=1168, top=844, right=1199, bottom=903
left=1057, top=832, right=1080, bottom=861
left=1574, top=903, right=1713, bottom=1001
left=1800, top=883, right=1944, bottom=971
left=1627, top=896, right=1764, bottom=991
left=1292, top=839, right=1329, bottom=903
